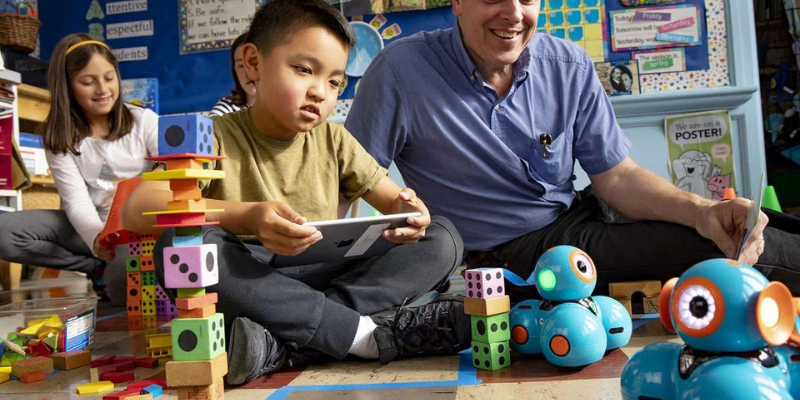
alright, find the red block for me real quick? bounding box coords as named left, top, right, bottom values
left=101, top=371, right=136, bottom=384
left=57, top=333, right=65, bottom=352
left=175, top=292, right=218, bottom=310
left=98, top=365, right=118, bottom=375
left=102, top=388, right=142, bottom=400
left=112, top=360, right=136, bottom=372
left=111, top=356, right=134, bottom=363
left=91, top=355, right=116, bottom=368
left=126, top=378, right=167, bottom=390
left=133, top=357, right=159, bottom=368
left=155, top=212, right=206, bottom=226
left=19, top=371, right=46, bottom=383
left=33, top=341, right=52, bottom=358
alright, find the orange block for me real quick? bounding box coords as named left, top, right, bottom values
left=19, top=371, right=46, bottom=383
left=165, top=159, right=209, bottom=171
left=178, top=303, right=216, bottom=319
left=176, top=293, right=218, bottom=310
left=171, top=188, right=203, bottom=201
left=139, top=256, right=155, bottom=272
left=170, top=179, right=199, bottom=191
left=167, top=199, right=207, bottom=212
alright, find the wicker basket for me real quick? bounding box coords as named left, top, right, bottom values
left=22, top=184, right=61, bottom=210
left=0, top=2, right=41, bottom=55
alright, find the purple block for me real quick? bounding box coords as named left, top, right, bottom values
left=128, top=242, right=142, bottom=256
left=156, top=299, right=177, bottom=316
left=465, top=268, right=505, bottom=300
left=154, top=285, right=170, bottom=301
left=163, top=244, right=219, bottom=288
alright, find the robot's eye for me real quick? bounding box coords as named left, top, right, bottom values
left=685, top=158, right=692, bottom=165
left=570, top=252, right=595, bottom=282
left=677, top=285, right=717, bottom=330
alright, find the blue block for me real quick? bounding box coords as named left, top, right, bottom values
left=158, top=115, right=214, bottom=156
left=142, top=384, right=163, bottom=397
left=172, top=235, right=204, bottom=247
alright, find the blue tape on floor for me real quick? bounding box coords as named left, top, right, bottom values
left=632, top=314, right=660, bottom=331
left=265, top=351, right=482, bottom=400
left=96, top=310, right=127, bottom=322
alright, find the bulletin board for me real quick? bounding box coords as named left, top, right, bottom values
left=535, top=0, right=609, bottom=63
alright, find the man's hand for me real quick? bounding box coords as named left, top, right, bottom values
left=385, top=188, right=431, bottom=244
left=93, top=233, right=119, bottom=261
left=246, top=201, right=322, bottom=256
left=694, top=198, right=768, bottom=265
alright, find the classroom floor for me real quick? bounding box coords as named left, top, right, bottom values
left=0, top=273, right=679, bottom=400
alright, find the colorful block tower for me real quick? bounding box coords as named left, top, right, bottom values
left=464, top=268, right=512, bottom=371
left=143, top=115, right=227, bottom=399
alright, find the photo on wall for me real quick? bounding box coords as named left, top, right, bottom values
left=595, top=60, right=640, bottom=96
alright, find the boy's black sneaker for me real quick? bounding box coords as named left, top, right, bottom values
left=370, top=294, right=471, bottom=365
left=227, top=317, right=289, bottom=386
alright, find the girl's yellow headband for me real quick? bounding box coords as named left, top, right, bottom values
left=65, top=40, right=110, bottom=56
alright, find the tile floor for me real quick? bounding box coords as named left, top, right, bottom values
left=0, top=274, right=678, bottom=400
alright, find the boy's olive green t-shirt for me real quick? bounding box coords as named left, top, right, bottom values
left=202, top=109, right=387, bottom=221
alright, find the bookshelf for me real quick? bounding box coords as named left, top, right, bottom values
left=0, top=69, right=22, bottom=212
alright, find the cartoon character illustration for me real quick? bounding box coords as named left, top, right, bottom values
left=707, top=172, right=732, bottom=201
left=508, top=246, right=632, bottom=367
left=620, top=259, right=800, bottom=400
left=672, top=150, right=721, bottom=199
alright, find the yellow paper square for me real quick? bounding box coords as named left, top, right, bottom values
left=585, top=24, right=603, bottom=40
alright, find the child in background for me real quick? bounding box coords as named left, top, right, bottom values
left=208, top=32, right=256, bottom=117
left=124, top=0, right=469, bottom=386
left=0, top=34, right=158, bottom=301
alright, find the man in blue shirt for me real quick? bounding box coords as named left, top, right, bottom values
left=346, top=0, right=800, bottom=299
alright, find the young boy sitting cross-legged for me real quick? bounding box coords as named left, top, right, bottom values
left=123, top=0, right=470, bottom=386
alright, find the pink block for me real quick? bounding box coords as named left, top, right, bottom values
left=464, top=268, right=505, bottom=299
left=128, top=242, right=142, bottom=256
left=163, top=244, right=219, bottom=288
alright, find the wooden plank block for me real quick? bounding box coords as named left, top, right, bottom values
left=126, top=395, right=154, bottom=400
left=177, top=376, right=224, bottom=400
left=464, top=296, right=510, bottom=316
left=165, top=352, right=228, bottom=387
left=76, top=381, right=115, bottom=395
left=103, top=388, right=144, bottom=400
left=91, top=354, right=116, bottom=368
left=11, top=356, right=53, bottom=377
left=19, top=371, right=46, bottom=383
left=178, top=303, right=216, bottom=319
left=101, top=371, right=136, bottom=384
left=134, top=357, right=159, bottom=368
left=175, top=293, right=218, bottom=310
left=50, top=349, right=91, bottom=370
left=90, top=367, right=100, bottom=382
left=609, top=280, right=661, bottom=299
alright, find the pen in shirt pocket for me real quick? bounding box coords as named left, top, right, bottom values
left=539, top=133, right=553, bottom=159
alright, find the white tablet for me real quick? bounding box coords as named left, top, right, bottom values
left=269, top=212, right=422, bottom=268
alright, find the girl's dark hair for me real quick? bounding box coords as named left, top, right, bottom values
left=44, top=33, right=133, bottom=155
left=224, top=32, right=249, bottom=107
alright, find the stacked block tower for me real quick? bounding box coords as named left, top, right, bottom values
left=465, top=268, right=512, bottom=371
left=142, top=115, right=227, bottom=400
left=125, top=232, right=178, bottom=320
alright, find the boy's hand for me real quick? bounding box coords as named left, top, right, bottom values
left=385, top=188, right=430, bottom=244
left=93, top=233, right=118, bottom=261
left=248, top=201, right=323, bottom=256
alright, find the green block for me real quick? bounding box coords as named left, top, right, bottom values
left=472, top=340, right=510, bottom=371
left=141, top=271, right=156, bottom=286
left=43, top=335, right=58, bottom=349
left=0, top=352, right=23, bottom=366
left=763, top=185, right=782, bottom=213
left=171, top=313, right=226, bottom=361
left=176, top=226, right=203, bottom=236
left=177, top=288, right=206, bottom=298
left=126, top=256, right=141, bottom=272
left=471, top=313, right=510, bottom=343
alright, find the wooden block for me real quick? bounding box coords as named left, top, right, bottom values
left=178, top=303, right=216, bottom=319
left=177, top=376, right=224, bottom=400
left=103, top=388, right=143, bottom=400
left=609, top=280, right=661, bottom=299
left=0, top=371, right=8, bottom=384
left=11, top=356, right=53, bottom=377
left=101, top=371, right=136, bottom=383
left=165, top=158, right=208, bottom=171
left=464, top=296, right=510, bottom=316
left=98, top=365, right=119, bottom=375
left=643, top=295, right=660, bottom=314
left=19, top=371, right=46, bottom=383
left=176, top=293, right=218, bottom=310
left=166, top=353, right=228, bottom=387
left=50, top=349, right=91, bottom=370
left=170, top=179, right=199, bottom=191
left=171, top=188, right=203, bottom=201
left=146, top=333, right=172, bottom=348
left=76, top=381, right=115, bottom=395
left=134, top=357, right=159, bottom=368
left=126, top=395, right=154, bottom=400
left=33, top=341, right=52, bottom=358
left=112, top=359, right=136, bottom=372
left=90, top=367, right=100, bottom=382
left=167, top=199, right=207, bottom=212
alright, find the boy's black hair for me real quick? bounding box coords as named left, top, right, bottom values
left=247, top=0, right=356, bottom=54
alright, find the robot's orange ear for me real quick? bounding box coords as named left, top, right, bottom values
left=757, top=282, right=794, bottom=346
left=660, top=278, right=678, bottom=333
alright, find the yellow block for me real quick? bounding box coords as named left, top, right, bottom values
left=0, top=371, right=9, bottom=384
left=146, top=333, right=172, bottom=348
left=20, top=322, right=45, bottom=335
left=143, top=208, right=224, bottom=216
left=76, top=381, right=115, bottom=395
left=0, top=366, right=11, bottom=374
left=465, top=296, right=511, bottom=316
left=143, top=168, right=225, bottom=181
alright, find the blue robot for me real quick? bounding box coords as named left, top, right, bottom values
left=621, top=259, right=800, bottom=400
left=508, top=246, right=632, bottom=367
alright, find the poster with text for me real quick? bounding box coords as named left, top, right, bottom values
left=665, top=110, right=736, bottom=200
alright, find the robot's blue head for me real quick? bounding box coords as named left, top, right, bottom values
left=534, top=246, right=597, bottom=301
left=662, top=259, right=795, bottom=352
